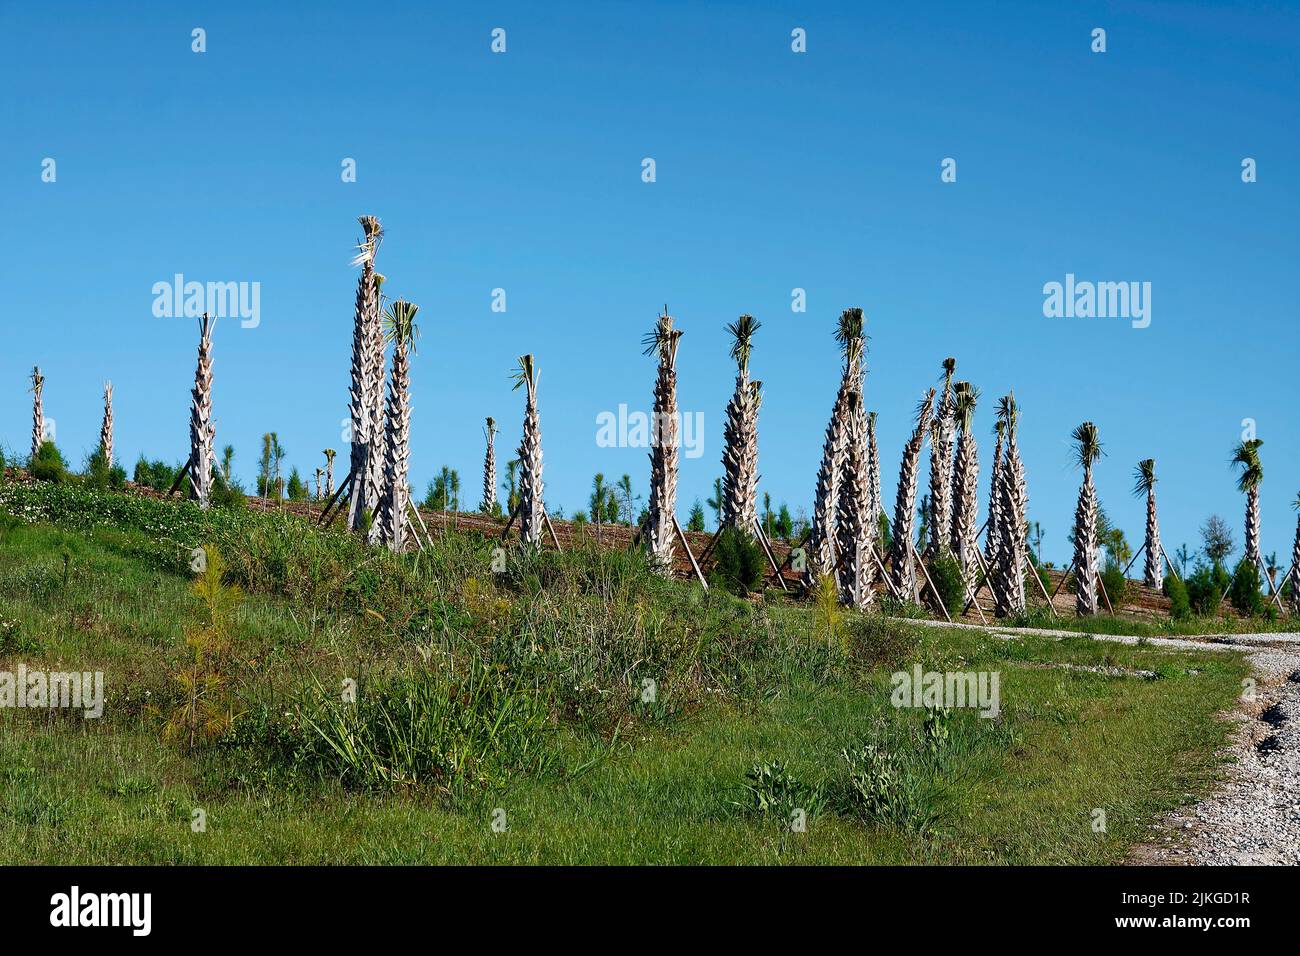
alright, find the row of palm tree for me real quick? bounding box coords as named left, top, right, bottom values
left=18, top=217, right=1297, bottom=624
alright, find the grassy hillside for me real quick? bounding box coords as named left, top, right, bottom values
left=0, top=481, right=1249, bottom=864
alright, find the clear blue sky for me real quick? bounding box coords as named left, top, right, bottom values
left=3, top=0, right=1297, bottom=567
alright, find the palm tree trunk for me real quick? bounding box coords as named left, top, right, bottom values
left=807, top=386, right=849, bottom=584
left=100, top=381, right=114, bottom=468
left=993, top=417, right=1027, bottom=617
left=865, top=410, right=881, bottom=584
left=1245, top=488, right=1261, bottom=568
left=324, top=450, right=336, bottom=497
left=890, top=390, right=935, bottom=599
left=950, top=431, right=979, bottom=596
left=517, top=357, right=544, bottom=546
left=1290, top=514, right=1300, bottom=615
left=836, top=393, right=873, bottom=607
left=365, top=272, right=388, bottom=525
left=346, top=216, right=381, bottom=531
left=926, top=370, right=956, bottom=558
left=1143, top=487, right=1163, bottom=590
left=377, top=337, right=411, bottom=551
left=647, top=322, right=682, bottom=571
left=722, top=373, right=760, bottom=532
left=188, top=314, right=216, bottom=509
left=482, top=419, right=498, bottom=513
left=30, top=367, right=45, bottom=460
left=984, top=429, right=1004, bottom=570
left=1074, top=466, right=1098, bottom=616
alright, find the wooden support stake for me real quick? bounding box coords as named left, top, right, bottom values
left=673, top=515, right=709, bottom=592
left=1027, top=560, right=1059, bottom=618
left=543, top=510, right=563, bottom=551
left=318, top=469, right=353, bottom=526
left=1257, top=556, right=1286, bottom=613
left=911, top=543, right=953, bottom=624
left=869, top=545, right=902, bottom=601
left=408, top=500, right=435, bottom=552
left=751, top=518, right=789, bottom=593
left=1160, top=544, right=1182, bottom=582
left=1121, top=542, right=1145, bottom=580
left=499, top=503, right=520, bottom=542
left=1052, top=558, right=1076, bottom=599
left=1097, top=569, right=1115, bottom=615
left=167, top=459, right=193, bottom=499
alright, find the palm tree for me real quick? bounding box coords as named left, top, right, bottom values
left=375, top=299, right=419, bottom=551
left=890, top=389, right=936, bottom=599
left=323, top=448, right=336, bottom=497
left=188, top=313, right=216, bottom=509
left=992, top=394, right=1027, bottom=617
left=100, top=380, right=114, bottom=468
left=721, top=315, right=762, bottom=534
left=807, top=309, right=864, bottom=583
left=1290, top=492, right=1300, bottom=615
left=984, top=418, right=1006, bottom=570
left=836, top=391, right=873, bottom=607
left=366, top=271, right=389, bottom=518
left=643, top=307, right=683, bottom=570
left=926, top=357, right=957, bottom=558
left=1133, top=459, right=1163, bottom=590
left=314, top=468, right=324, bottom=500
left=481, top=417, right=498, bottom=514
left=1071, top=422, right=1103, bottom=616
left=865, top=409, right=882, bottom=585
left=1230, top=439, right=1265, bottom=569
left=29, top=366, right=45, bottom=460
left=949, top=382, right=980, bottom=595
left=512, top=354, right=544, bottom=547
left=346, top=215, right=383, bottom=531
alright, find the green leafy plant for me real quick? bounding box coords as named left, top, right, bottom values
left=29, top=441, right=68, bottom=483
left=1163, top=574, right=1191, bottom=620
left=733, top=761, right=827, bottom=821
left=708, top=525, right=764, bottom=596
left=1228, top=558, right=1264, bottom=616
left=926, top=551, right=965, bottom=616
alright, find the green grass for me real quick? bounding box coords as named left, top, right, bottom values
left=0, top=482, right=1254, bottom=864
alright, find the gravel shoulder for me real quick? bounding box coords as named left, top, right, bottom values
left=932, top=621, right=1300, bottom=866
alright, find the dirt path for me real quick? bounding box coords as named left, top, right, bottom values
left=931, top=620, right=1300, bottom=866
left=1130, top=633, right=1300, bottom=865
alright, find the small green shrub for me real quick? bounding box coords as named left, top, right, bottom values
left=1099, top=560, right=1127, bottom=607
left=1163, top=574, right=1191, bottom=620
left=708, top=525, right=765, bottom=596
left=1186, top=562, right=1230, bottom=616
left=29, top=441, right=68, bottom=483
left=926, top=551, right=965, bottom=616
left=209, top=473, right=247, bottom=510
left=1229, top=558, right=1264, bottom=616
left=836, top=743, right=940, bottom=834
left=83, top=449, right=126, bottom=491
left=733, top=761, right=827, bottom=821
left=298, top=663, right=558, bottom=797
left=132, top=456, right=179, bottom=492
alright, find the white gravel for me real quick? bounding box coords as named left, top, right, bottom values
left=930, top=620, right=1300, bottom=865
left=1136, top=639, right=1300, bottom=865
